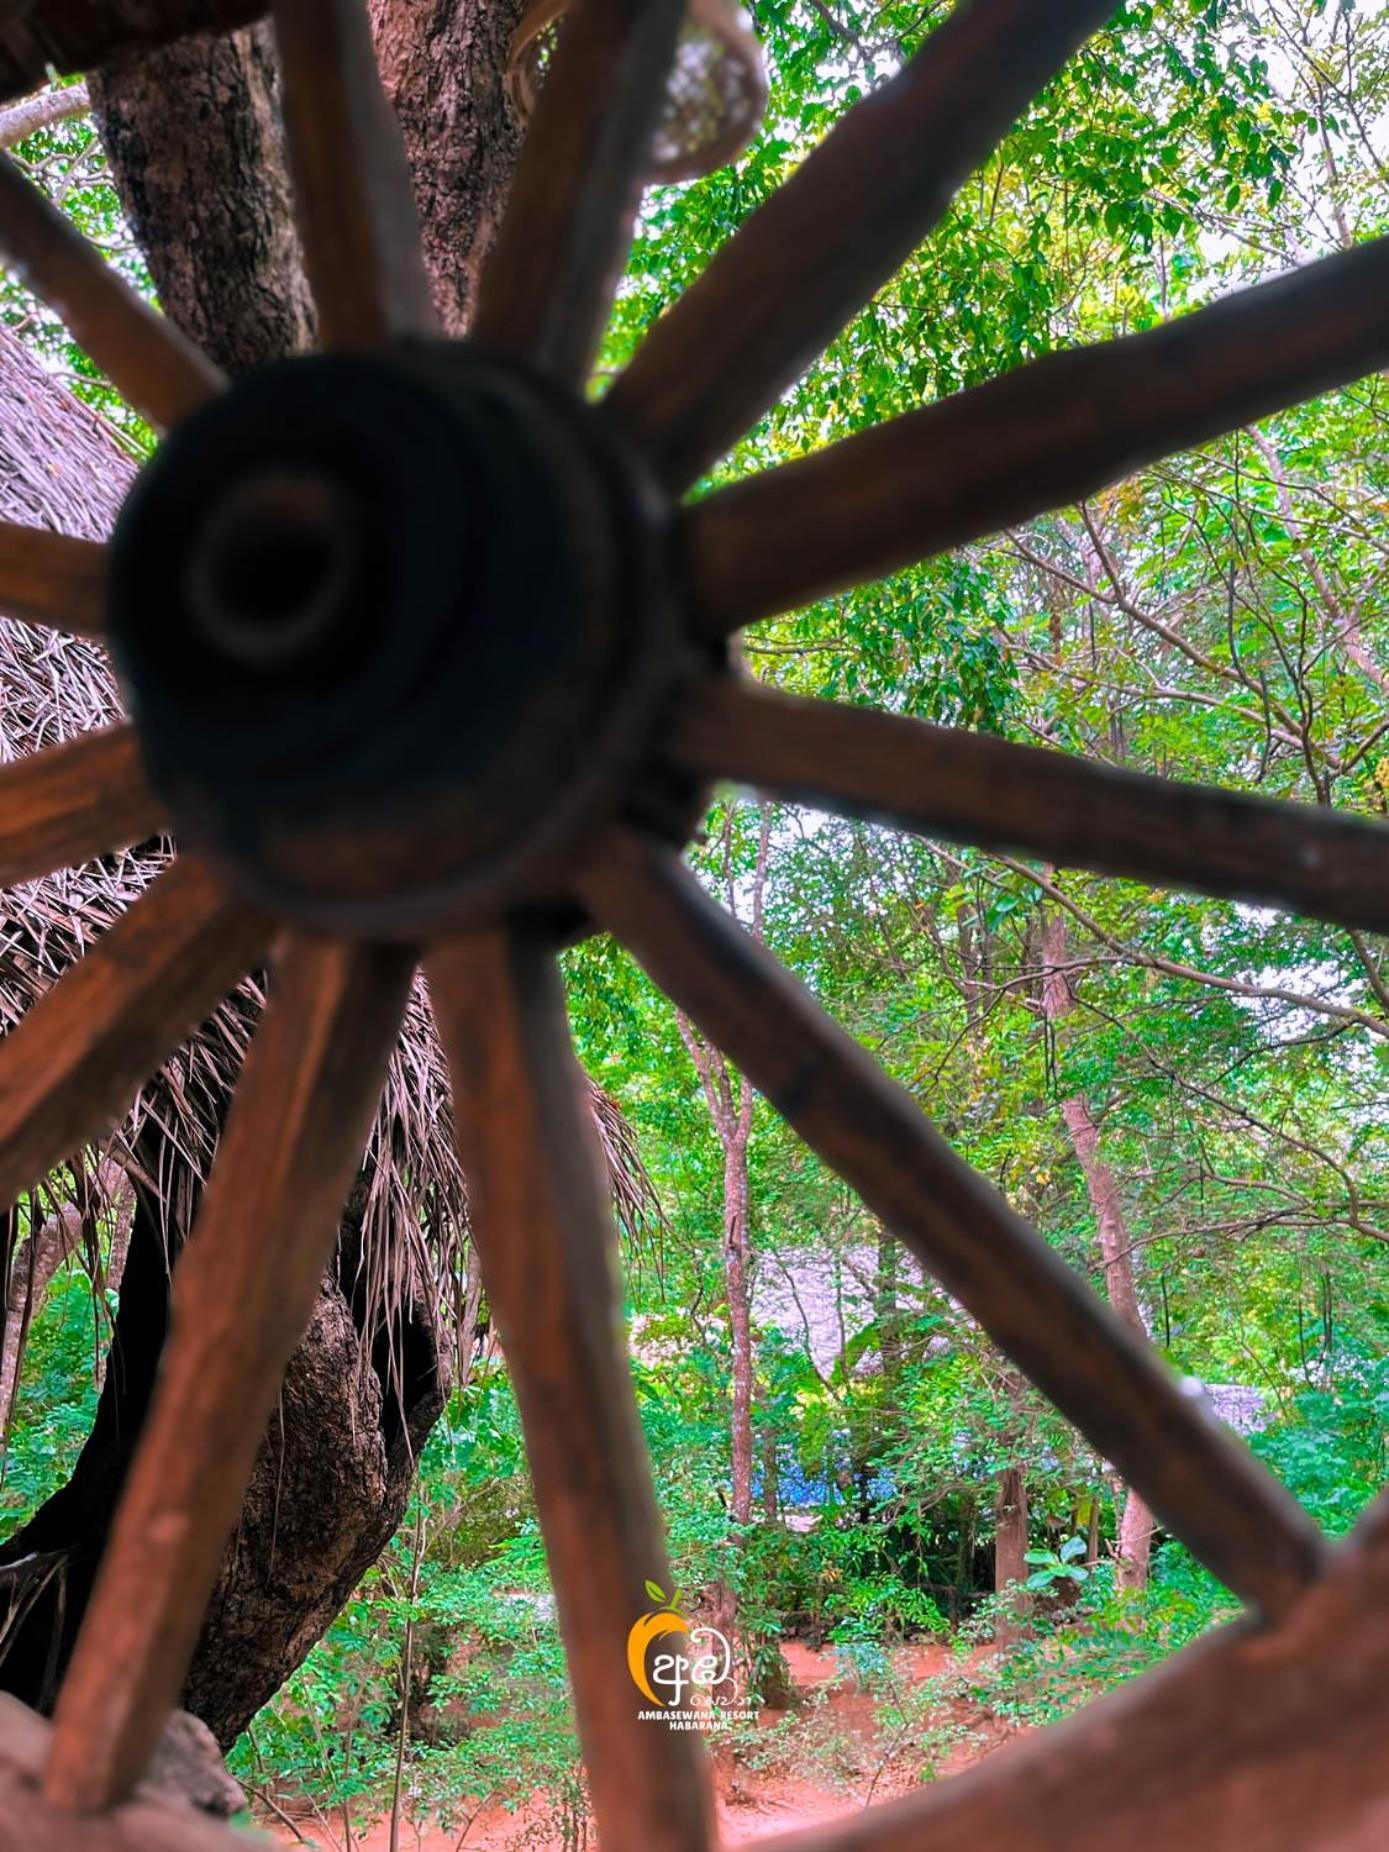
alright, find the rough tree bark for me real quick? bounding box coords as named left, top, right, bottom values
left=1041, top=908, right=1155, bottom=1589
left=90, top=23, right=314, bottom=370
left=369, top=0, right=529, bottom=335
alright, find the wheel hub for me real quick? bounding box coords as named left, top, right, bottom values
left=107, top=346, right=678, bottom=935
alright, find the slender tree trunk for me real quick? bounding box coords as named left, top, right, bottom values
left=0, top=1206, right=81, bottom=1435
left=874, top=1228, right=904, bottom=1389
left=724, top=1132, right=754, bottom=1529
left=677, top=803, right=775, bottom=1699
left=0, top=1164, right=133, bottom=1433
left=760, top=1422, right=778, bottom=1525
left=991, top=1358, right=1033, bottom=1638
left=994, top=1467, right=1030, bottom=1594
left=1041, top=909, right=1154, bottom=1589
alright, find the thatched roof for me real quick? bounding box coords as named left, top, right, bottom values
left=0, top=324, right=656, bottom=1345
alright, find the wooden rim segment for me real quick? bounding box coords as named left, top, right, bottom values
left=577, top=832, right=1328, bottom=1623
left=0, top=1694, right=252, bottom=1852
left=272, top=0, right=437, bottom=349
left=604, top=0, right=1120, bottom=488
left=0, top=4, right=269, bottom=107
left=684, top=236, right=1389, bottom=634
left=0, top=154, right=224, bottom=431
left=473, top=0, right=688, bottom=383
left=0, top=855, right=270, bottom=1217
left=44, top=933, right=416, bottom=1813
left=0, top=524, right=107, bottom=639
left=0, top=726, right=167, bottom=890
left=670, top=680, right=1389, bottom=936
left=428, top=930, right=715, bottom=1852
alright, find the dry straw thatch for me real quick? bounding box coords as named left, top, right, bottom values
left=0, top=322, right=658, bottom=1358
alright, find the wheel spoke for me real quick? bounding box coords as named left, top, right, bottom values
left=472, top=0, right=687, bottom=383
left=0, top=524, right=106, bottom=638
left=671, top=679, right=1389, bottom=935
left=45, top=933, right=414, bottom=1812
left=273, top=0, right=437, bottom=348
left=428, top=929, right=714, bottom=1852
left=604, top=0, right=1117, bottom=488
left=684, top=236, right=1389, bottom=634
left=0, top=154, right=223, bottom=431
left=0, top=855, right=268, bottom=1218
left=578, top=832, right=1328, bottom=1622
left=0, top=726, right=167, bottom=889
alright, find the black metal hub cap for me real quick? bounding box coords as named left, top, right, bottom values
left=107, top=346, right=676, bottom=935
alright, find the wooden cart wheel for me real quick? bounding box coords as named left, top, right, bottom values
left=1, top=1, right=1388, bottom=1846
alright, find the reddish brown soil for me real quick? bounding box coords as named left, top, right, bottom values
left=263, top=1640, right=1011, bottom=1850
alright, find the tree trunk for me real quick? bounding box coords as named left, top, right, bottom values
left=675, top=805, right=774, bottom=1700
left=0, top=0, right=525, bottom=1747
left=995, top=1467, right=1029, bottom=1591
left=993, top=1465, right=1030, bottom=1639
left=185, top=1217, right=445, bottom=1746
left=1041, top=910, right=1154, bottom=1590
left=0, top=1164, right=133, bottom=1434
left=725, top=1132, right=754, bottom=1530
left=90, top=22, right=315, bottom=371
left=760, top=1421, right=778, bottom=1525
left=874, top=1227, right=905, bottom=1389
left=705, top=1121, right=754, bottom=1703
left=369, top=0, right=529, bottom=335
left=0, top=1167, right=445, bottom=1748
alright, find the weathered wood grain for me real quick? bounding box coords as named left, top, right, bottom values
left=273, top=0, right=436, bottom=348
left=0, top=4, right=266, bottom=107
left=685, top=236, right=1389, bottom=633
left=579, top=833, right=1328, bottom=1622
left=44, top=932, right=414, bottom=1811
left=428, top=930, right=715, bottom=1852
left=605, top=0, right=1118, bottom=488
left=0, top=154, right=224, bottom=430
left=0, top=1694, right=248, bottom=1851
left=473, top=0, right=686, bottom=383
left=0, top=726, right=166, bottom=888
left=0, top=854, right=268, bottom=1216
left=671, top=679, right=1389, bottom=936
left=0, top=522, right=105, bottom=638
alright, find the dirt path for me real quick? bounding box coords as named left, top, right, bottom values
left=263, top=1640, right=1001, bottom=1850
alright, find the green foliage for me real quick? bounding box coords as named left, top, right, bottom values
left=0, top=1264, right=105, bottom=1522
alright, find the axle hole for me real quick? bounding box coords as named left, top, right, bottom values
left=185, top=469, right=359, bottom=669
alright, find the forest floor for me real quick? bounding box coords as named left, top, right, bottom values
left=263, top=1638, right=1016, bottom=1850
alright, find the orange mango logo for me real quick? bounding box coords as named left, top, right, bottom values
left=627, top=1580, right=689, bottom=1706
